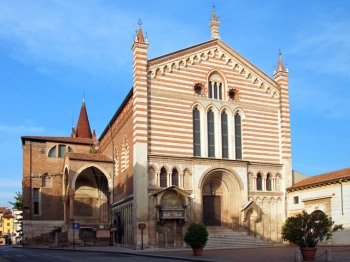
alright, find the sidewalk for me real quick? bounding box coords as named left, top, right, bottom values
left=9, top=244, right=350, bottom=262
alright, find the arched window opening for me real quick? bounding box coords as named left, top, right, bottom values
left=193, top=107, right=201, bottom=156
left=114, top=150, right=119, bottom=177
left=48, top=146, right=56, bottom=158
left=266, top=173, right=272, bottom=191
left=160, top=167, right=167, bottom=188
left=58, top=144, right=66, bottom=158
left=235, top=113, right=242, bottom=160
left=207, top=109, right=215, bottom=157
left=122, top=137, right=129, bottom=171
left=208, top=73, right=224, bottom=100
left=42, top=173, right=51, bottom=188
left=183, top=169, right=192, bottom=189
left=221, top=111, right=228, bottom=158
left=275, top=175, right=281, bottom=191
left=172, top=168, right=179, bottom=186
left=257, top=173, right=262, bottom=191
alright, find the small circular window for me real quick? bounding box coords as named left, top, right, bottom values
left=228, top=89, right=237, bottom=100
left=194, top=84, right=203, bottom=95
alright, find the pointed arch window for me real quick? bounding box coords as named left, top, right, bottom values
left=207, top=109, right=215, bottom=157
left=171, top=168, right=178, bottom=186
left=235, top=113, right=242, bottom=160
left=256, top=173, right=262, bottom=191
left=266, top=173, right=272, bottom=191
left=221, top=111, right=228, bottom=158
left=160, top=167, right=167, bottom=188
left=193, top=107, right=201, bottom=156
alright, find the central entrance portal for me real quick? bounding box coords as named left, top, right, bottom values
left=203, top=196, right=221, bottom=226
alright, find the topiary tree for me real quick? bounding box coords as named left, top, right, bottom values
left=184, top=223, right=209, bottom=248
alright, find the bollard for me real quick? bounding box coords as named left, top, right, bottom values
left=326, top=249, right=332, bottom=262
left=294, top=250, right=301, bottom=262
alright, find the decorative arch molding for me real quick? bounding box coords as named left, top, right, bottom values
left=198, top=167, right=244, bottom=191
left=182, top=167, right=192, bottom=175
left=207, top=69, right=228, bottom=87
left=63, top=166, right=70, bottom=196
left=152, top=186, right=190, bottom=207
left=148, top=164, right=159, bottom=173
left=71, top=164, right=112, bottom=191
left=148, top=43, right=280, bottom=98
left=169, top=164, right=181, bottom=173
left=219, top=106, right=232, bottom=115
left=151, top=186, right=190, bottom=225
left=275, top=172, right=283, bottom=179
left=232, top=107, right=247, bottom=119
left=255, top=170, right=265, bottom=177
left=190, top=102, right=205, bottom=112
left=205, top=104, right=220, bottom=114
left=159, top=165, right=170, bottom=173
left=241, top=200, right=262, bottom=222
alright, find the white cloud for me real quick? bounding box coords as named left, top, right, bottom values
left=0, top=123, right=45, bottom=134
left=0, top=1, right=136, bottom=75
left=290, top=19, right=350, bottom=78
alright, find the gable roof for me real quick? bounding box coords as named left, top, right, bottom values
left=66, top=152, right=113, bottom=163
left=287, top=167, right=350, bottom=191
left=148, top=39, right=280, bottom=97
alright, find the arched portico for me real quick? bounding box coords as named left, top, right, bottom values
left=199, top=168, right=243, bottom=229
left=65, top=164, right=111, bottom=226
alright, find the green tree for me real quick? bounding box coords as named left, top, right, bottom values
left=9, top=192, right=23, bottom=239
left=9, top=191, right=23, bottom=211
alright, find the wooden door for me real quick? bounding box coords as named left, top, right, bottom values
left=203, top=196, right=221, bottom=226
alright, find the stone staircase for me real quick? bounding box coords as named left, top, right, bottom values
left=205, top=226, right=274, bottom=248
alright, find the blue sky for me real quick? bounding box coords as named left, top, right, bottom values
left=1, top=0, right=349, bottom=207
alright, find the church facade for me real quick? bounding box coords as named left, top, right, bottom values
left=21, top=10, right=292, bottom=249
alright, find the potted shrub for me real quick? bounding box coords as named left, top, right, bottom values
left=184, top=223, right=209, bottom=256
left=282, top=210, right=344, bottom=261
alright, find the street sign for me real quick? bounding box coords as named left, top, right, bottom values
left=72, top=223, right=80, bottom=229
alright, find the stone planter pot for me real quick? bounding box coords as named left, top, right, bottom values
left=300, top=247, right=318, bottom=261
left=192, top=246, right=204, bottom=256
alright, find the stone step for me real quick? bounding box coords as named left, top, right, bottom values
left=205, top=226, right=274, bottom=248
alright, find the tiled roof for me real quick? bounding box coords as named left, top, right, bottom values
left=287, top=167, right=350, bottom=191
left=0, top=207, right=9, bottom=213
left=3, top=211, right=13, bottom=218
left=75, top=100, right=92, bottom=139
left=67, top=152, right=113, bottom=162
left=21, top=136, right=95, bottom=145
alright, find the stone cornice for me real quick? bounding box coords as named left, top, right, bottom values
left=249, top=191, right=284, bottom=198
left=148, top=154, right=248, bottom=168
